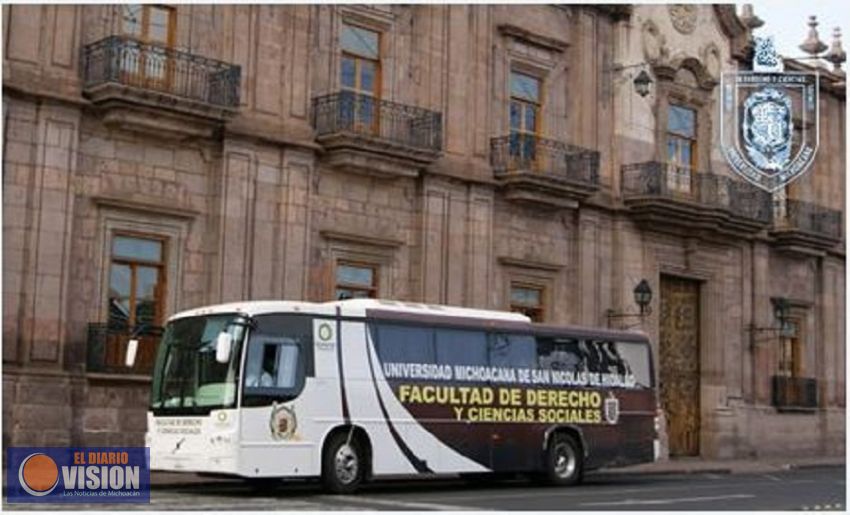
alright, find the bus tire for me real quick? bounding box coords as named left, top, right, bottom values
left=322, top=432, right=364, bottom=494
left=543, top=433, right=583, bottom=486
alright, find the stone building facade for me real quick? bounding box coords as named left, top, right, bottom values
left=2, top=4, right=845, bottom=459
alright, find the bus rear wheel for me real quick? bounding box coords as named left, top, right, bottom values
left=543, top=434, right=583, bottom=486
left=322, top=432, right=364, bottom=494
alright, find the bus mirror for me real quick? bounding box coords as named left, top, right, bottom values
left=215, top=332, right=233, bottom=364
left=125, top=339, right=139, bottom=368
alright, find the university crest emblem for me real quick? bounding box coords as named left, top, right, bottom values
left=604, top=392, right=620, bottom=425
left=720, top=37, right=819, bottom=192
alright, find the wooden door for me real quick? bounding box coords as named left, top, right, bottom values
left=659, top=275, right=701, bottom=457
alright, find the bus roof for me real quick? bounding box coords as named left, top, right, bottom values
left=169, top=298, right=531, bottom=322
left=168, top=298, right=648, bottom=342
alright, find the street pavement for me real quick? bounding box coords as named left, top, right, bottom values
left=5, top=464, right=845, bottom=511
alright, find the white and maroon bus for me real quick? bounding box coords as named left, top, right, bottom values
left=141, top=299, right=657, bottom=493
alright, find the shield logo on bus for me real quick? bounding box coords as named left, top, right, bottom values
left=604, top=393, right=620, bottom=425
left=720, top=37, right=819, bottom=192
left=269, top=404, right=297, bottom=440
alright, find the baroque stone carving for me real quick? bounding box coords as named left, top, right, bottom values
left=642, top=20, right=668, bottom=63
left=668, top=4, right=698, bottom=35
left=701, top=43, right=722, bottom=79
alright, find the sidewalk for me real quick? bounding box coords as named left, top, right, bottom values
left=150, top=455, right=846, bottom=487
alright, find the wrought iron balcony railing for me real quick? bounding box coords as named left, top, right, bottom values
left=311, top=92, right=443, bottom=152
left=86, top=323, right=163, bottom=376
left=83, top=35, right=241, bottom=108
left=773, top=199, right=842, bottom=241
left=490, top=135, right=600, bottom=186
left=621, top=162, right=773, bottom=224
left=772, top=375, right=818, bottom=410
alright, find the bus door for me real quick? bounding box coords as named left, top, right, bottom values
left=238, top=314, right=316, bottom=477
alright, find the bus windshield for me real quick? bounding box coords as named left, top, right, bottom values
left=150, top=314, right=247, bottom=414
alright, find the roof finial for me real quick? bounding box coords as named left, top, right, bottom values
left=824, top=27, right=847, bottom=71
left=739, top=4, right=764, bottom=31
left=799, top=15, right=828, bottom=56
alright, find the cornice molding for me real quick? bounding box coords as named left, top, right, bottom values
left=498, top=24, right=569, bottom=53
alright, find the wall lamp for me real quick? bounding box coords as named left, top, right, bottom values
left=606, top=63, right=654, bottom=97
left=606, top=279, right=653, bottom=328
left=748, top=297, right=792, bottom=335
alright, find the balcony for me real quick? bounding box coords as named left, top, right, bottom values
left=83, top=35, right=241, bottom=138
left=772, top=375, right=818, bottom=411
left=490, top=135, right=600, bottom=209
left=86, top=323, right=163, bottom=377
left=311, top=92, right=442, bottom=178
left=770, top=199, right=843, bottom=254
left=621, top=162, right=773, bottom=238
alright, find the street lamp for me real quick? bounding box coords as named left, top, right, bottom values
left=606, top=279, right=654, bottom=327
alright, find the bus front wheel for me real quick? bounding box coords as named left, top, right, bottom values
left=543, top=433, right=583, bottom=486
left=322, top=432, right=364, bottom=494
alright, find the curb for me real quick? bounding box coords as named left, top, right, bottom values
left=590, top=467, right=733, bottom=477
left=591, top=461, right=845, bottom=477
left=785, top=462, right=846, bottom=471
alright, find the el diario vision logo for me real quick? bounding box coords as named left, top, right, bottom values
left=6, top=447, right=150, bottom=503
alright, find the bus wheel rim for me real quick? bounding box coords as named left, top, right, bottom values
left=554, top=443, right=576, bottom=478
left=334, top=444, right=358, bottom=484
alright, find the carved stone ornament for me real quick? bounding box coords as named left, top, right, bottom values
left=701, top=43, right=722, bottom=79
left=668, top=5, right=698, bottom=35
left=642, top=20, right=668, bottom=63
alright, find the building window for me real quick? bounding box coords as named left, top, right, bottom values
left=779, top=318, right=803, bottom=377
left=335, top=262, right=378, bottom=300
left=509, top=71, right=542, bottom=164
left=108, top=234, right=166, bottom=329
left=340, top=23, right=380, bottom=131
left=122, top=4, right=175, bottom=44
left=666, top=104, right=697, bottom=193
left=120, top=5, right=176, bottom=83
left=509, top=283, right=545, bottom=322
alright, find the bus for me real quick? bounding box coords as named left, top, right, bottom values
left=140, top=298, right=658, bottom=493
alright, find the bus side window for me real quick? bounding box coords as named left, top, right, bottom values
left=251, top=314, right=315, bottom=377
left=591, top=340, right=630, bottom=375
left=435, top=328, right=487, bottom=367
left=490, top=334, right=536, bottom=369
left=245, top=339, right=300, bottom=389
left=375, top=323, right=435, bottom=364
left=537, top=337, right=585, bottom=372
left=615, top=341, right=652, bottom=388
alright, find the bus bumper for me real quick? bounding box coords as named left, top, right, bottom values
left=147, top=411, right=240, bottom=475
left=148, top=433, right=239, bottom=474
